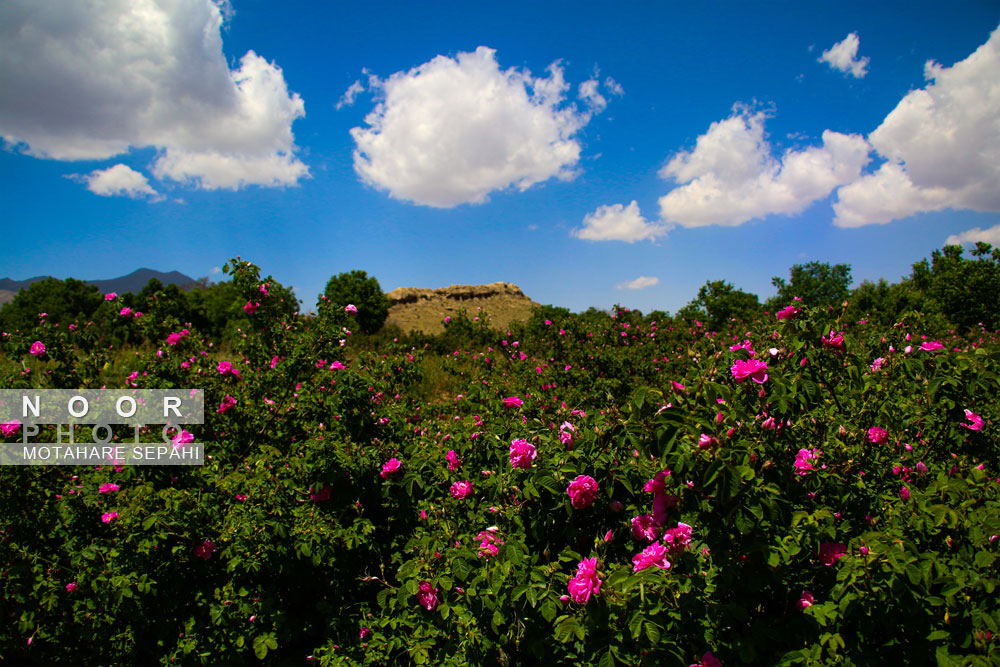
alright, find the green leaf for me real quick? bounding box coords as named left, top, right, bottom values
left=252, top=635, right=269, bottom=659
left=629, top=611, right=643, bottom=639
left=553, top=615, right=579, bottom=643
left=644, top=621, right=661, bottom=644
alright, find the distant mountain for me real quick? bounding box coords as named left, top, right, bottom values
left=0, top=276, right=50, bottom=292
left=89, top=268, right=197, bottom=295
left=0, top=269, right=198, bottom=298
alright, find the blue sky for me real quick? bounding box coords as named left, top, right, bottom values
left=2, top=1, right=999, bottom=314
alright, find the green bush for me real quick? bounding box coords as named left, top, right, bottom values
left=320, top=270, right=390, bottom=335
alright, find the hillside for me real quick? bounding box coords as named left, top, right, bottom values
left=385, top=282, right=539, bottom=334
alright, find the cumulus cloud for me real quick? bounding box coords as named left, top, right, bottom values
left=834, top=24, right=1000, bottom=226
left=944, top=224, right=1000, bottom=248
left=575, top=201, right=668, bottom=242
left=350, top=46, right=612, bottom=207
left=819, top=33, right=870, bottom=78
left=0, top=0, right=307, bottom=190
left=618, top=276, right=659, bottom=290
left=658, top=109, right=870, bottom=227
left=78, top=164, right=160, bottom=200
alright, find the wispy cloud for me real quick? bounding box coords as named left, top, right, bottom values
left=618, top=276, right=659, bottom=290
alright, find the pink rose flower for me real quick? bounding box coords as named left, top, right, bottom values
left=217, top=361, right=234, bottom=375
left=819, top=542, right=847, bottom=566
left=663, top=522, right=693, bottom=552
left=631, top=514, right=660, bottom=542
left=509, top=438, right=537, bottom=469
left=899, top=486, right=910, bottom=501
left=243, top=301, right=259, bottom=315
left=166, top=332, right=182, bottom=346
left=477, top=529, right=503, bottom=558
left=172, top=430, right=195, bottom=449
left=330, top=361, right=347, bottom=370
left=310, top=484, right=331, bottom=502
left=632, top=542, right=671, bottom=572
left=698, top=433, right=719, bottom=449
left=961, top=409, right=984, bottom=431
left=730, top=358, right=768, bottom=384
left=416, top=581, right=440, bottom=611
left=101, top=511, right=119, bottom=523
left=867, top=426, right=888, bottom=444
left=104, top=292, right=117, bottom=300
left=558, top=422, right=576, bottom=446
left=29, top=341, right=46, bottom=357
left=689, top=651, right=722, bottom=667
left=380, top=458, right=402, bottom=479
left=502, top=396, right=524, bottom=408
left=1, top=420, right=21, bottom=437
left=567, top=557, right=602, bottom=604
left=776, top=305, right=800, bottom=320
left=446, top=449, right=462, bottom=471
left=793, top=448, right=821, bottom=475
left=567, top=475, right=599, bottom=509
left=119, top=307, right=132, bottom=317
left=217, top=395, right=237, bottom=413
left=797, top=590, right=815, bottom=610
left=194, top=539, right=216, bottom=559
left=99, top=483, right=119, bottom=493
left=65, top=582, right=78, bottom=593
left=643, top=469, right=671, bottom=494
left=345, top=304, right=358, bottom=314
left=449, top=480, right=474, bottom=499
left=919, top=340, right=944, bottom=351
left=821, top=331, right=845, bottom=351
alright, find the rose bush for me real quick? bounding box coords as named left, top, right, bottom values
left=0, top=257, right=998, bottom=665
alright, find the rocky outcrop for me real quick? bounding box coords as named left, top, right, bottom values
left=385, top=282, right=539, bottom=334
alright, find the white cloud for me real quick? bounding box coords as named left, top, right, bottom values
left=578, top=79, right=607, bottom=113
left=575, top=200, right=668, bottom=242
left=80, top=164, right=160, bottom=200
left=819, top=33, right=870, bottom=78
left=658, top=109, right=870, bottom=226
left=336, top=80, right=365, bottom=110
left=618, top=276, right=659, bottom=290
left=0, top=0, right=307, bottom=190
left=350, top=46, right=611, bottom=208
left=834, top=24, right=1000, bottom=226
left=211, top=266, right=222, bottom=275
left=604, top=76, right=624, bottom=98
left=945, top=224, right=1000, bottom=248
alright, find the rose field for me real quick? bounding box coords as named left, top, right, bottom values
left=2, top=256, right=999, bottom=666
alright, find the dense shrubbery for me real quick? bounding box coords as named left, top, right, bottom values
left=0, top=273, right=301, bottom=348
left=321, top=270, right=391, bottom=335
left=1, top=252, right=999, bottom=666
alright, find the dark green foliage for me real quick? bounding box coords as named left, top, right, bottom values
left=912, top=243, right=1000, bottom=332
left=678, top=279, right=762, bottom=331
left=0, top=277, right=103, bottom=331
left=771, top=261, right=853, bottom=309
left=320, top=270, right=390, bottom=334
